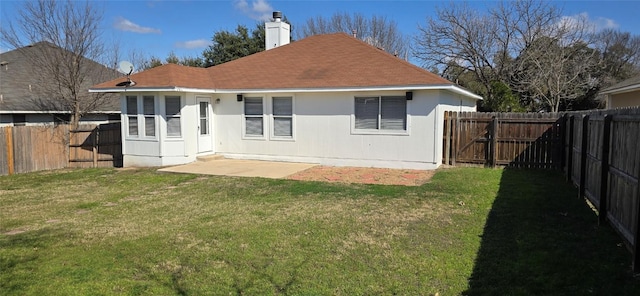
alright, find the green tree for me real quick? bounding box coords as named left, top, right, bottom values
left=140, top=53, right=205, bottom=70
left=479, top=81, right=524, bottom=112
left=203, top=24, right=265, bottom=67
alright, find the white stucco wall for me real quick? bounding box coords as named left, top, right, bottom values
left=121, top=92, right=194, bottom=167
left=120, top=89, right=478, bottom=169
left=212, top=90, right=475, bottom=169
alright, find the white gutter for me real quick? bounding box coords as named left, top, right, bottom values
left=0, top=110, right=120, bottom=114
left=90, top=84, right=483, bottom=100
left=600, top=84, right=640, bottom=95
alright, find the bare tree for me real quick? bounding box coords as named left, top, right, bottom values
left=0, top=0, right=117, bottom=127
left=593, top=29, right=640, bottom=86
left=414, top=0, right=561, bottom=104
left=509, top=12, right=600, bottom=112
left=297, top=12, right=410, bottom=59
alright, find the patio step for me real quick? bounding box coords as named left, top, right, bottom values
left=197, top=154, right=225, bottom=162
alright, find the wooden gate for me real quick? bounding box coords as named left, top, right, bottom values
left=443, top=112, right=563, bottom=168
left=68, top=123, right=122, bottom=168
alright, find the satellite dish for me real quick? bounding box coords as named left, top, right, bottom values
left=117, top=61, right=134, bottom=75
left=115, top=60, right=136, bottom=88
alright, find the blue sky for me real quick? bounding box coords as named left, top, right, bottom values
left=1, top=0, right=639, bottom=67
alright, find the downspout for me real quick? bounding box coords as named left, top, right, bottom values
left=433, top=102, right=438, bottom=165
left=158, top=95, right=163, bottom=159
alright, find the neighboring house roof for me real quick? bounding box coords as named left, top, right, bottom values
left=600, top=75, right=640, bottom=95
left=0, top=41, right=120, bottom=113
left=91, top=33, right=482, bottom=100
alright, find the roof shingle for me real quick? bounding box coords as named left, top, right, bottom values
left=1, top=41, right=120, bottom=112
left=92, top=33, right=453, bottom=91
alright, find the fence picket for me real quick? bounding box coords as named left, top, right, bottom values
left=443, top=108, right=640, bottom=273
left=0, top=123, right=122, bottom=175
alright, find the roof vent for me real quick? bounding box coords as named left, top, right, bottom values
left=273, top=11, right=283, bottom=22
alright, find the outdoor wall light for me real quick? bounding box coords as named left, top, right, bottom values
left=216, top=98, right=221, bottom=104
left=406, top=91, right=413, bottom=100
left=237, top=94, right=243, bottom=102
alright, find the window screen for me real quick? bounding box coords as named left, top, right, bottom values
left=380, top=96, right=406, bottom=130
left=165, top=96, right=181, bottom=137
left=244, top=97, right=263, bottom=136
left=354, top=97, right=379, bottom=129
left=143, top=96, right=155, bottom=137
left=126, top=96, right=138, bottom=136
left=273, top=97, right=292, bottom=137
left=354, top=96, right=406, bottom=131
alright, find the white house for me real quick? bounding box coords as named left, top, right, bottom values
left=90, top=14, right=481, bottom=170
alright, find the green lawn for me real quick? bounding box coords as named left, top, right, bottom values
left=0, top=167, right=638, bottom=295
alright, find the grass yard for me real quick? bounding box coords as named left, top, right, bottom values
left=1, top=167, right=638, bottom=295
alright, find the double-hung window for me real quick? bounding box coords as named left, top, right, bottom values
left=126, top=96, right=138, bottom=137
left=143, top=96, right=155, bottom=137
left=272, top=97, right=293, bottom=138
left=354, top=96, right=406, bottom=131
left=244, top=97, right=264, bottom=137
left=165, top=96, right=182, bottom=137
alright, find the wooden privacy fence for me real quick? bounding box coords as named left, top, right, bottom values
left=563, top=108, right=640, bottom=273
left=444, top=107, right=640, bottom=273
left=443, top=111, right=563, bottom=169
left=69, top=123, right=122, bottom=168
left=1, top=125, right=69, bottom=175
left=0, top=123, right=122, bottom=175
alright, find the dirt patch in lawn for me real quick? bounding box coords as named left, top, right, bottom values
left=287, top=166, right=435, bottom=186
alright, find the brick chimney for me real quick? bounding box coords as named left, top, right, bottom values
left=265, top=11, right=290, bottom=50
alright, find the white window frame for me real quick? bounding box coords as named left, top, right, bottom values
left=165, top=95, right=182, bottom=138
left=125, top=95, right=158, bottom=139
left=352, top=95, right=410, bottom=135
left=125, top=95, right=138, bottom=138
left=142, top=95, right=157, bottom=139
left=243, top=96, right=265, bottom=139
left=270, top=96, right=295, bottom=140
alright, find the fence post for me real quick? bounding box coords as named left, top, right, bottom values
left=444, top=111, right=451, bottom=165
left=452, top=112, right=458, bottom=166
left=491, top=116, right=498, bottom=168
left=559, top=114, right=567, bottom=170
left=598, top=115, right=612, bottom=225
left=566, top=115, right=574, bottom=183
left=579, top=115, right=589, bottom=199
left=4, top=126, right=14, bottom=175
left=634, top=150, right=640, bottom=274
left=93, top=127, right=98, bottom=168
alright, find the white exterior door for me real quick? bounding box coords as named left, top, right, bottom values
left=197, top=97, right=213, bottom=153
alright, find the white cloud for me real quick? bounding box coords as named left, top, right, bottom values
left=560, top=12, right=619, bottom=33
left=113, top=17, right=161, bottom=34
left=175, top=39, right=212, bottom=49
left=593, top=16, right=619, bottom=31
left=234, top=0, right=273, bottom=21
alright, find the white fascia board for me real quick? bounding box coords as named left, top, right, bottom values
left=89, top=87, right=216, bottom=93
left=0, top=110, right=120, bottom=114
left=221, top=85, right=484, bottom=100
left=89, top=84, right=484, bottom=100
left=600, top=84, right=640, bottom=95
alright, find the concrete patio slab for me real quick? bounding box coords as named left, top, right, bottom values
left=158, top=159, right=318, bottom=179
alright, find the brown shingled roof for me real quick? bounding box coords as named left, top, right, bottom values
left=92, top=33, right=452, bottom=91
left=92, top=63, right=214, bottom=89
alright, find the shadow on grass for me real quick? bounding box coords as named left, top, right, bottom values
left=0, top=228, right=65, bottom=293
left=464, top=168, right=640, bottom=295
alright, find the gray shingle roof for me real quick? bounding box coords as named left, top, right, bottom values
left=0, top=41, right=120, bottom=112
left=600, top=75, right=640, bottom=94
